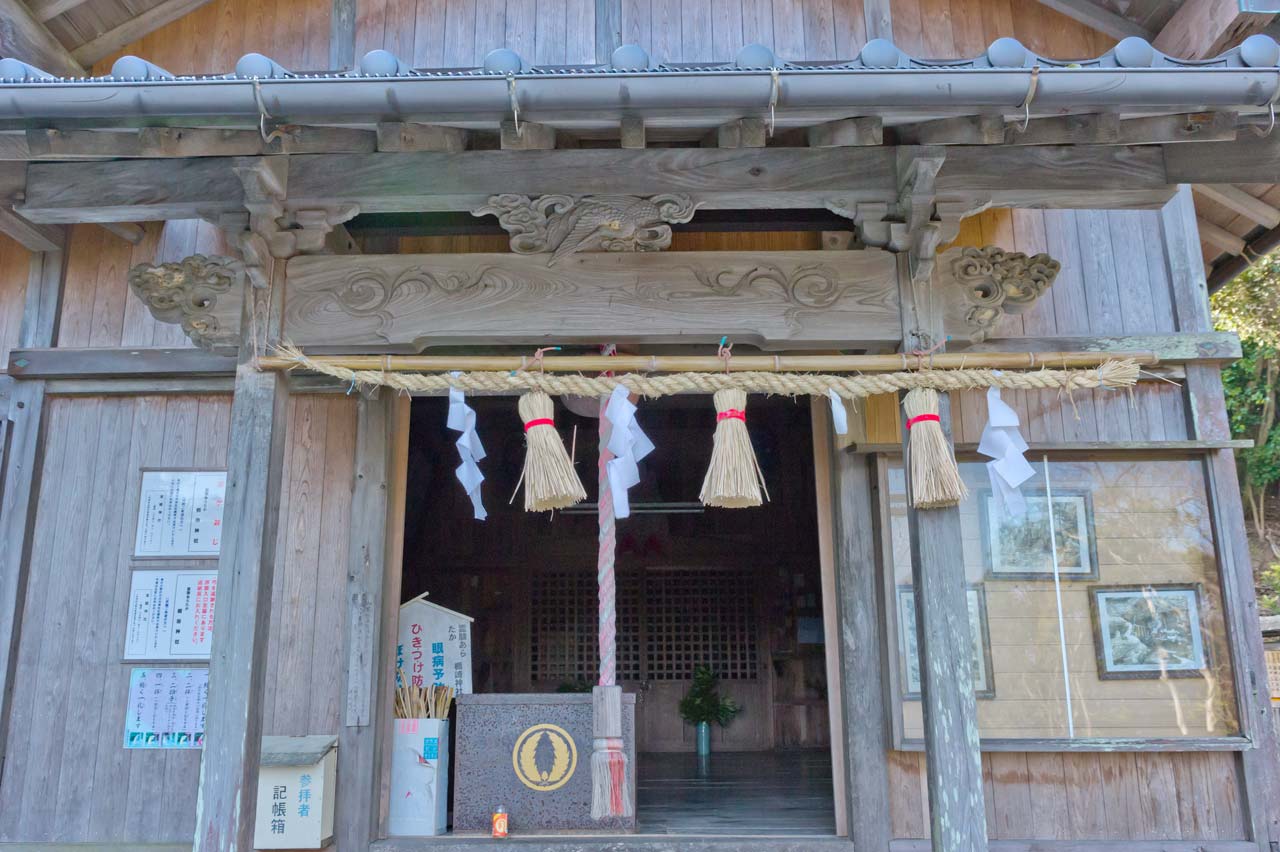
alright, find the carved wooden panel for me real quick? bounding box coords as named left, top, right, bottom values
left=282, top=250, right=902, bottom=351
left=935, top=245, right=1061, bottom=343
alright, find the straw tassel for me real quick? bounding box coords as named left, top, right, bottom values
left=591, top=685, right=632, bottom=819
left=903, top=388, right=968, bottom=509
left=517, top=392, right=587, bottom=511
left=700, top=388, right=768, bottom=508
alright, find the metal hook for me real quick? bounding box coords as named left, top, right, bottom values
left=768, top=68, right=781, bottom=138
left=1015, top=65, right=1040, bottom=134
left=507, top=74, right=521, bottom=137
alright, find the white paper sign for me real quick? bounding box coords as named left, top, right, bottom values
left=134, top=470, right=226, bottom=557
left=123, top=667, right=208, bottom=749
left=397, top=598, right=474, bottom=694
left=125, top=570, right=217, bottom=660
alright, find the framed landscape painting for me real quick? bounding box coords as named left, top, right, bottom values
left=980, top=488, right=1098, bottom=581
left=897, top=585, right=995, bottom=699
left=1088, top=584, right=1208, bottom=680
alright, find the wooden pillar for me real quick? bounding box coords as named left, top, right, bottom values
left=1161, top=187, right=1280, bottom=847
left=0, top=247, right=65, bottom=767
left=825, top=416, right=892, bottom=850
left=897, top=255, right=988, bottom=852
left=193, top=266, right=289, bottom=852
left=337, top=393, right=399, bottom=849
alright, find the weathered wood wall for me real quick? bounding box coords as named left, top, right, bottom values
left=0, top=392, right=354, bottom=843
left=888, top=750, right=1247, bottom=840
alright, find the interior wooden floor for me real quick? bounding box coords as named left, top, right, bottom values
left=635, top=749, right=836, bottom=836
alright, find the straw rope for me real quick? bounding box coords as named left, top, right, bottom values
left=272, top=345, right=1141, bottom=399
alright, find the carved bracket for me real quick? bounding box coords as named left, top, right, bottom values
left=473, top=194, right=700, bottom=265
left=938, top=245, right=1061, bottom=342
left=128, top=254, right=245, bottom=352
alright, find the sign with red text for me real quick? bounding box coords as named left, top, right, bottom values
left=133, top=470, right=226, bottom=558
left=125, top=570, right=216, bottom=660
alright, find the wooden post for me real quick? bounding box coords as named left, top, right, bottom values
left=897, top=252, right=988, bottom=852
left=337, top=393, right=396, bottom=850
left=0, top=248, right=64, bottom=769
left=1161, top=187, right=1280, bottom=847
left=193, top=262, right=289, bottom=852
left=826, top=420, right=892, bottom=849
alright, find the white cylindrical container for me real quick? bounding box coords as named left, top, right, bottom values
left=389, top=718, right=450, bottom=836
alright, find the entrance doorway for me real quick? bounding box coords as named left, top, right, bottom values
left=400, top=392, right=837, bottom=835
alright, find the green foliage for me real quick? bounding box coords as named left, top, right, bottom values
left=1213, top=260, right=1280, bottom=499
left=1259, top=564, right=1280, bottom=616
left=1213, top=253, right=1280, bottom=350
left=677, top=665, right=742, bottom=727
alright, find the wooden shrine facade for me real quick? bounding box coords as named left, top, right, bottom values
left=2, top=8, right=1280, bottom=848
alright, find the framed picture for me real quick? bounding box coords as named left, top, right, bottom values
left=980, top=488, right=1098, bottom=580
left=897, top=585, right=995, bottom=699
left=1088, top=584, right=1208, bottom=680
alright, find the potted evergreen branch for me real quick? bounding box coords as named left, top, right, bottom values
left=678, top=665, right=742, bottom=756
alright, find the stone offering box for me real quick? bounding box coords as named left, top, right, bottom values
left=453, top=693, right=636, bottom=834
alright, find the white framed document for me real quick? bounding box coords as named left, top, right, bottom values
left=125, top=569, right=217, bottom=660
left=133, top=469, right=226, bottom=558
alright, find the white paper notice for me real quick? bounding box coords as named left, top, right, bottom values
left=397, top=598, right=474, bottom=694
left=134, top=470, right=226, bottom=557
left=123, top=667, right=208, bottom=749
left=125, top=570, right=217, bottom=660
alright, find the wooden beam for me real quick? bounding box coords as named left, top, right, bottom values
left=0, top=249, right=63, bottom=770
left=0, top=0, right=84, bottom=77
left=192, top=268, right=289, bottom=851
left=1161, top=188, right=1280, bottom=846
left=6, top=347, right=238, bottom=378
left=98, top=222, right=145, bottom=245
left=336, top=393, right=396, bottom=850
left=1031, top=0, right=1152, bottom=40
left=15, top=146, right=1177, bottom=224
left=895, top=115, right=1005, bottom=146
left=829, top=446, right=892, bottom=849
left=330, top=0, right=356, bottom=70
left=1197, top=216, right=1247, bottom=255
left=808, top=117, right=883, bottom=148
left=500, top=120, right=557, bottom=150
left=1153, top=0, right=1274, bottom=59
left=1193, top=183, right=1280, bottom=229
left=72, top=0, right=215, bottom=66
left=376, top=122, right=468, bottom=153
left=620, top=118, right=646, bottom=149
left=1164, top=133, right=1280, bottom=184
left=282, top=249, right=902, bottom=350
left=29, top=0, right=89, bottom=22
left=0, top=163, right=65, bottom=252
left=12, top=127, right=376, bottom=160
left=951, top=331, right=1242, bottom=361
left=711, top=119, right=768, bottom=149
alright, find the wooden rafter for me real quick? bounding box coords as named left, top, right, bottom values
left=1154, top=0, right=1274, bottom=59
left=71, top=0, right=214, bottom=66
left=1193, top=184, right=1280, bottom=229
left=27, top=0, right=89, bottom=22
left=0, top=0, right=84, bottom=76
left=1198, top=216, right=1248, bottom=256
left=1031, top=0, right=1152, bottom=41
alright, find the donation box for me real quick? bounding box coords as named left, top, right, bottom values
left=452, top=693, right=636, bottom=834
left=253, top=735, right=337, bottom=849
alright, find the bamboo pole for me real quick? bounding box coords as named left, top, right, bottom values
left=259, top=350, right=1159, bottom=374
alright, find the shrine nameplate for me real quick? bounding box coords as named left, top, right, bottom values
left=283, top=251, right=902, bottom=352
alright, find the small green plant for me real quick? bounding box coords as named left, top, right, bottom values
left=678, top=665, right=742, bottom=727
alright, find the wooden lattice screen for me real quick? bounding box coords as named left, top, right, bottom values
left=529, top=567, right=756, bottom=683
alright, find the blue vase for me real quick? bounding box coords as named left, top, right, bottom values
left=696, top=721, right=711, bottom=756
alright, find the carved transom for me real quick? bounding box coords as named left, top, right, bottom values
left=128, top=254, right=241, bottom=351
left=952, top=245, right=1061, bottom=341
left=473, top=194, right=700, bottom=265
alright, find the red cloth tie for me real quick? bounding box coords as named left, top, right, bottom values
left=906, top=413, right=941, bottom=429
left=523, top=418, right=554, bottom=432
left=717, top=409, right=746, bottom=423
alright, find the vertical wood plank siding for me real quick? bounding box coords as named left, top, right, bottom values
left=0, top=393, right=354, bottom=843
